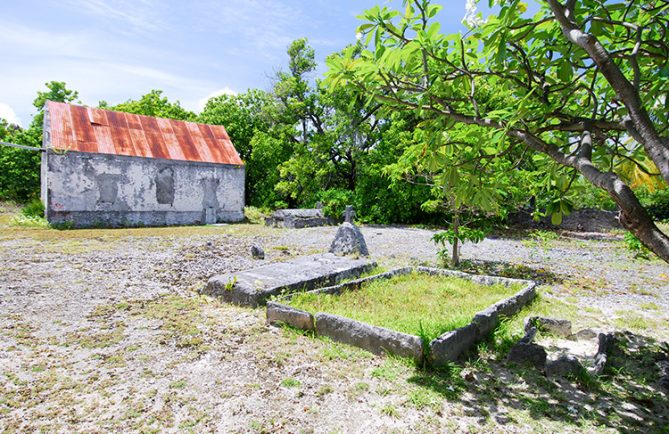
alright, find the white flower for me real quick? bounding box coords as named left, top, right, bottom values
left=463, top=0, right=483, bottom=27
left=356, top=32, right=363, bottom=41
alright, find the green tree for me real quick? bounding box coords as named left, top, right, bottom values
left=0, top=81, right=79, bottom=202
left=32, top=81, right=79, bottom=129
left=198, top=90, right=272, bottom=161
left=326, top=0, right=669, bottom=262
left=354, top=111, right=436, bottom=224
left=102, top=90, right=195, bottom=121
left=0, top=118, right=10, bottom=141
left=383, top=119, right=529, bottom=265
left=199, top=90, right=275, bottom=205
left=273, top=40, right=387, bottom=209
left=248, top=131, right=293, bottom=207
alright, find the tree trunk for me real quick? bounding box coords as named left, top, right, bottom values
left=348, top=157, right=356, bottom=191
left=568, top=162, right=669, bottom=263
left=452, top=213, right=460, bottom=267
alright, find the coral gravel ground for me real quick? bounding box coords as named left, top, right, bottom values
left=0, top=205, right=667, bottom=433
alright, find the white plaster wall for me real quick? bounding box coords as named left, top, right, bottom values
left=44, top=150, right=245, bottom=226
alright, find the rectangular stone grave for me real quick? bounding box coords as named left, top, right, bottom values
left=203, top=253, right=375, bottom=307
left=264, top=209, right=334, bottom=228
left=266, top=267, right=536, bottom=367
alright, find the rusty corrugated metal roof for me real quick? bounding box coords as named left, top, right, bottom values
left=46, top=101, right=243, bottom=166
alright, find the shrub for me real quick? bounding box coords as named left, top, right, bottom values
left=21, top=199, right=45, bottom=218
left=636, top=187, right=669, bottom=222
left=0, top=145, right=41, bottom=202
left=243, top=206, right=266, bottom=224
left=624, top=232, right=651, bottom=260
left=317, top=188, right=354, bottom=220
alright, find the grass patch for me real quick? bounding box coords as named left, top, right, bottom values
left=280, top=377, right=301, bottom=388
left=129, top=295, right=208, bottom=352
left=9, top=214, right=50, bottom=228
left=288, top=272, right=522, bottom=342
left=0, top=220, right=276, bottom=241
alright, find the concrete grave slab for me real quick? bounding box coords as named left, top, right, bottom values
left=203, top=253, right=375, bottom=307
left=265, top=209, right=334, bottom=228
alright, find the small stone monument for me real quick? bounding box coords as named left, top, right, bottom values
left=329, top=206, right=369, bottom=256
left=343, top=205, right=355, bottom=223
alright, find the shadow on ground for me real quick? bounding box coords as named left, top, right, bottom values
left=407, top=331, right=669, bottom=432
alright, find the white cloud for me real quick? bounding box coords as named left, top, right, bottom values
left=0, top=103, right=22, bottom=127
left=0, top=19, right=219, bottom=122
left=197, top=87, right=238, bottom=112
left=0, top=21, right=87, bottom=58
left=61, top=0, right=167, bottom=33
left=194, top=0, right=303, bottom=59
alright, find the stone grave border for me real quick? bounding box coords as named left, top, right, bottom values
left=266, top=266, right=536, bottom=367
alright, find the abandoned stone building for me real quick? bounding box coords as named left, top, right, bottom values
left=41, top=101, right=245, bottom=227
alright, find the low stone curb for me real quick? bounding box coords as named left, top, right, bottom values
left=422, top=267, right=537, bottom=367
left=266, top=302, right=315, bottom=332
left=315, top=313, right=423, bottom=362
left=266, top=266, right=536, bottom=367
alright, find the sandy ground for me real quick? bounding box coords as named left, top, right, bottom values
left=0, top=218, right=667, bottom=433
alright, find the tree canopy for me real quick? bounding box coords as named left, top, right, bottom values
left=325, top=0, right=669, bottom=262
left=0, top=81, right=79, bottom=202
left=100, top=90, right=195, bottom=121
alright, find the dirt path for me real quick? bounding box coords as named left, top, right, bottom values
left=0, top=219, right=667, bottom=432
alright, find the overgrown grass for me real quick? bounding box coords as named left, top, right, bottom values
left=288, top=272, right=522, bottom=342
left=9, top=214, right=50, bottom=228
left=244, top=206, right=267, bottom=225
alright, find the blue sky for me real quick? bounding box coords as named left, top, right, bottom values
left=1, top=0, right=479, bottom=126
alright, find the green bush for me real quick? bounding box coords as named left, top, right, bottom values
left=636, top=187, right=669, bottom=222
left=317, top=188, right=354, bottom=220
left=243, top=206, right=266, bottom=224
left=624, top=231, right=651, bottom=260
left=0, top=145, right=41, bottom=202
left=21, top=199, right=44, bottom=218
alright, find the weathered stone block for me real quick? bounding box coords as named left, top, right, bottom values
left=472, top=308, right=498, bottom=337
left=264, top=209, right=333, bottom=228
left=429, top=323, right=480, bottom=366
left=573, top=328, right=598, bottom=340
left=546, top=354, right=584, bottom=378
left=329, top=222, right=369, bottom=256
left=589, top=332, right=615, bottom=376
left=524, top=316, right=572, bottom=338
left=315, top=313, right=423, bottom=362
left=507, top=343, right=547, bottom=370
left=250, top=244, right=265, bottom=260
left=266, top=302, right=314, bottom=331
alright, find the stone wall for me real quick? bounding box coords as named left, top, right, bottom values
left=43, top=150, right=245, bottom=227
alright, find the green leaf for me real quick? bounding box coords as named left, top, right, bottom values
left=557, top=59, right=573, bottom=82
left=659, top=64, right=669, bottom=78
left=427, top=4, right=442, bottom=18
left=427, top=22, right=441, bottom=39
